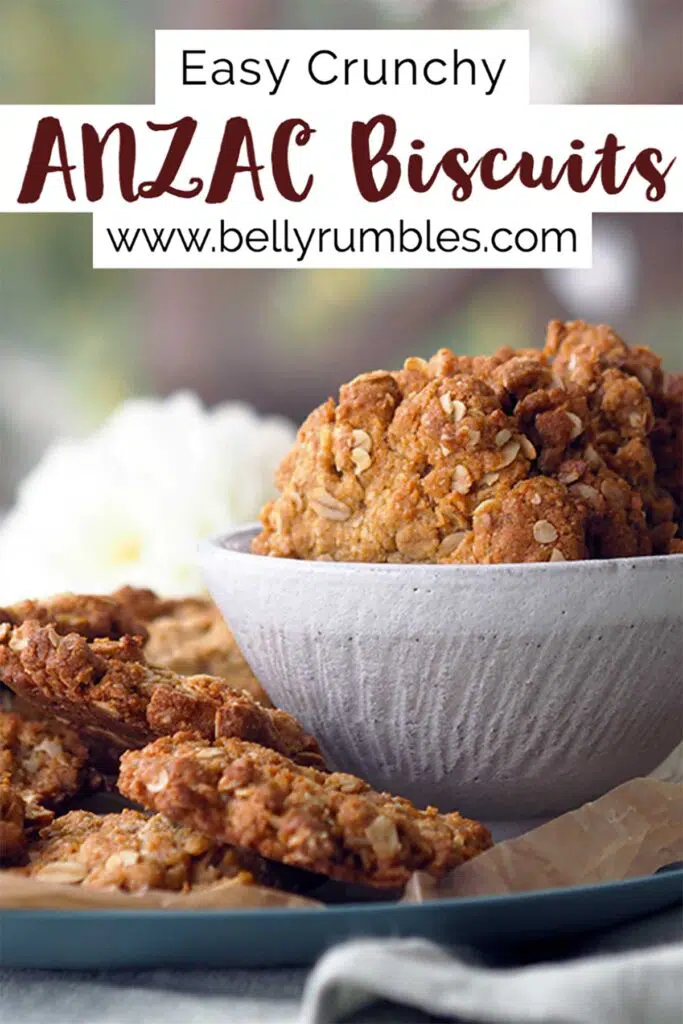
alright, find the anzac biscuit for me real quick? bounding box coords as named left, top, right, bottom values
left=0, top=623, right=324, bottom=768
left=0, top=710, right=92, bottom=859
left=119, top=733, right=492, bottom=889
left=21, top=808, right=254, bottom=892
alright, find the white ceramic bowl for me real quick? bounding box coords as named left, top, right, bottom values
left=200, top=526, right=683, bottom=822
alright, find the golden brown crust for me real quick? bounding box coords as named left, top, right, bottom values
left=0, top=593, right=146, bottom=643
left=138, top=595, right=271, bottom=706
left=469, top=478, right=587, bottom=564
left=0, top=622, right=324, bottom=768
left=253, top=370, right=531, bottom=564
left=119, top=733, right=492, bottom=889
left=544, top=319, right=664, bottom=397
left=651, top=374, right=683, bottom=519
left=485, top=350, right=555, bottom=408
left=2, top=588, right=270, bottom=707
left=0, top=710, right=92, bottom=859
left=566, top=468, right=652, bottom=559
left=513, top=383, right=592, bottom=475
left=19, top=808, right=255, bottom=892
left=253, top=320, right=679, bottom=564
left=0, top=626, right=151, bottom=750
left=0, top=782, right=27, bottom=862
left=540, top=320, right=678, bottom=552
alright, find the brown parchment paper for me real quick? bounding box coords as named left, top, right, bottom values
left=0, top=872, right=323, bottom=911
left=405, top=778, right=683, bottom=902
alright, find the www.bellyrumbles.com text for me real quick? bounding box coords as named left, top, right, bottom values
left=104, top=218, right=578, bottom=264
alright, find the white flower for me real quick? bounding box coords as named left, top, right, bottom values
left=0, top=392, right=295, bottom=602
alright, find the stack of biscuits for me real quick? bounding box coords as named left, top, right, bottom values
left=254, top=321, right=682, bottom=564
left=0, top=588, right=491, bottom=897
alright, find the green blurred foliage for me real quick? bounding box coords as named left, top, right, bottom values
left=0, top=0, right=150, bottom=415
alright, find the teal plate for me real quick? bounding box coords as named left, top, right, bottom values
left=1, top=871, right=681, bottom=969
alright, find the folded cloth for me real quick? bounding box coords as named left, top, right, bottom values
left=299, top=938, right=683, bottom=1024
left=1, top=927, right=681, bottom=1023
left=0, top=967, right=304, bottom=1024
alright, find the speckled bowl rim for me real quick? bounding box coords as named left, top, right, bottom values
left=201, top=525, right=683, bottom=576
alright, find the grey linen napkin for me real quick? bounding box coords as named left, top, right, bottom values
left=299, top=937, right=683, bottom=1023
left=0, top=966, right=304, bottom=1024
left=2, top=931, right=682, bottom=1024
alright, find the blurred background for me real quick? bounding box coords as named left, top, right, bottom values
left=0, top=0, right=681, bottom=507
